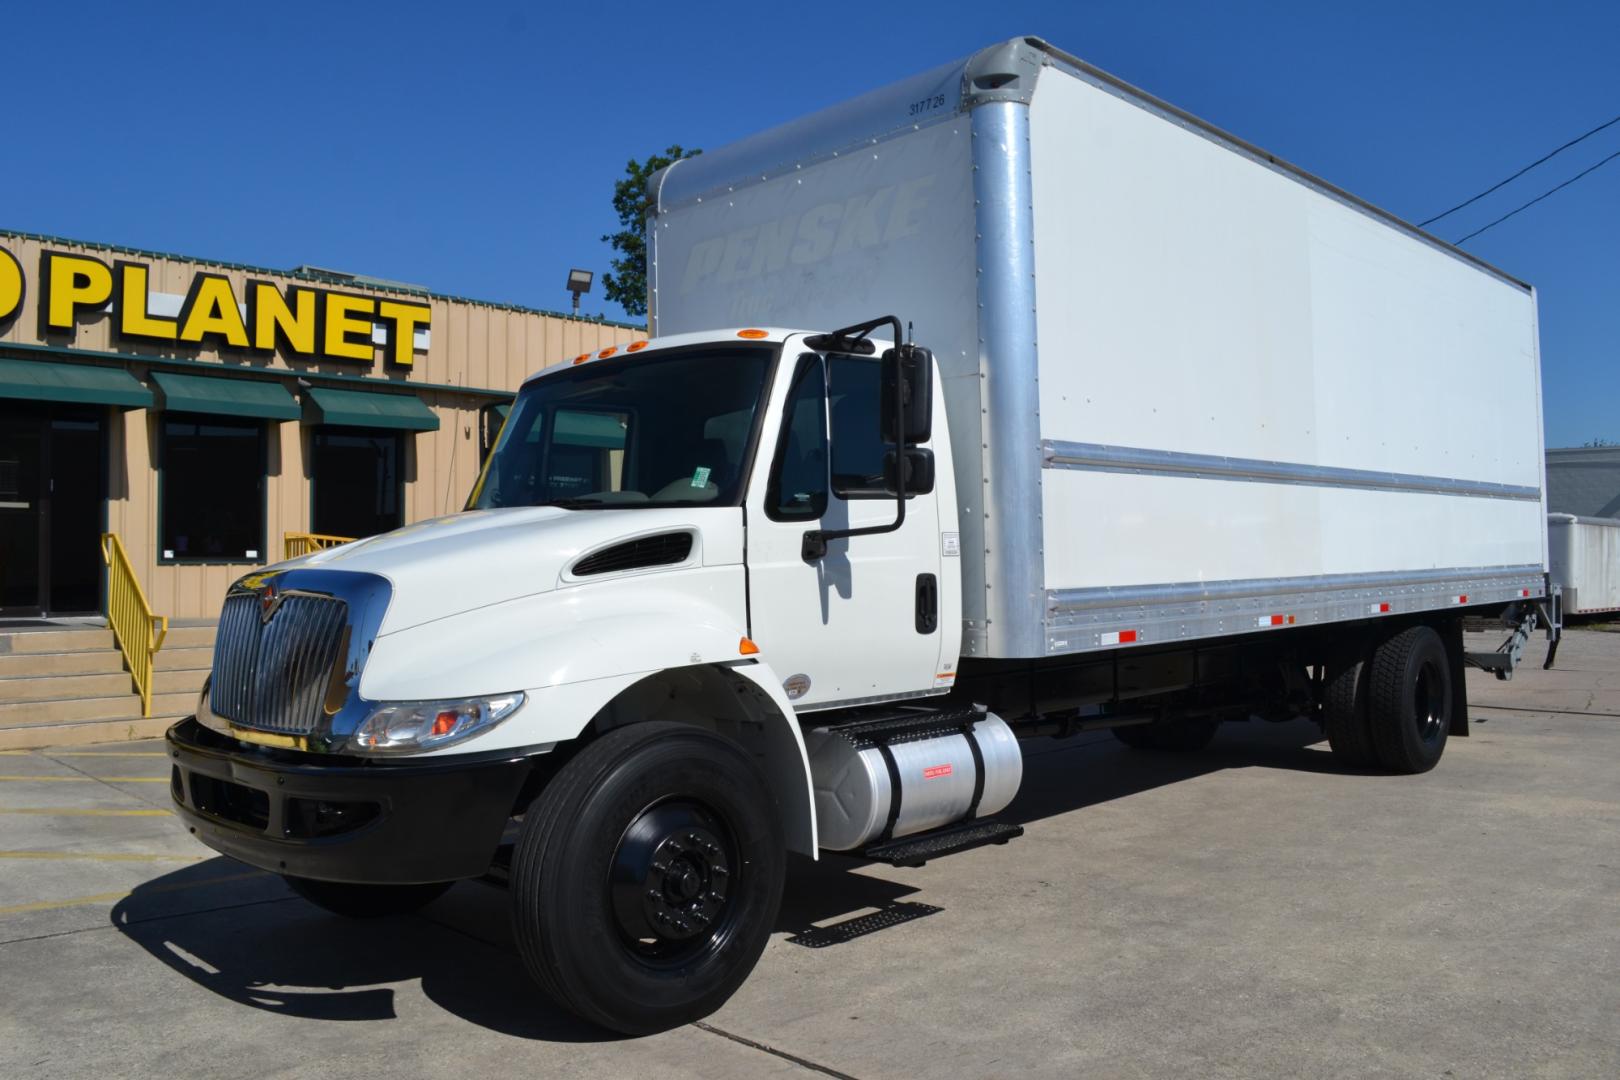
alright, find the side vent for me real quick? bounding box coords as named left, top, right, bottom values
left=571, top=532, right=694, bottom=577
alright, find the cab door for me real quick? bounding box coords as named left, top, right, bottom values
left=744, top=348, right=946, bottom=710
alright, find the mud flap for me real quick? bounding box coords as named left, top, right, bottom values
left=1443, top=617, right=1470, bottom=737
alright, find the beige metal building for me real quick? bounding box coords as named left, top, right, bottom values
left=0, top=229, right=643, bottom=621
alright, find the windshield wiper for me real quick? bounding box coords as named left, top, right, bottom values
left=543, top=497, right=611, bottom=508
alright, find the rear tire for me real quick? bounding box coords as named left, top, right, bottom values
left=1367, top=625, right=1453, bottom=774
left=285, top=876, right=452, bottom=918
left=1323, top=658, right=1378, bottom=767
left=511, top=721, right=785, bottom=1035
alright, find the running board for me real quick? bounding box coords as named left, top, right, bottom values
left=860, top=820, right=1023, bottom=868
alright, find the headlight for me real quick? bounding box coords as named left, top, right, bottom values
left=348, top=692, right=525, bottom=754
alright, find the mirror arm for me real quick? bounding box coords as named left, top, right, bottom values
left=803, top=320, right=913, bottom=563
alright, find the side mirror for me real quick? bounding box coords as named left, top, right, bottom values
left=884, top=448, right=935, bottom=495
left=881, top=346, right=933, bottom=445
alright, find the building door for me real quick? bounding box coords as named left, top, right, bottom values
left=0, top=402, right=106, bottom=617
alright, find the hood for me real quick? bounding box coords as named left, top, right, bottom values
left=292, top=505, right=741, bottom=634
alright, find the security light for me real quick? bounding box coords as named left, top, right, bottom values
left=566, top=268, right=593, bottom=317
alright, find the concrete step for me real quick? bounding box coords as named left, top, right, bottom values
left=0, top=713, right=184, bottom=750
left=155, top=667, right=207, bottom=696
left=155, top=646, right=213, bottom=672
left=0, top=650, right=127, bottom=678
left=0, top=691, right=195, bottom=727
left=0, top=627, right=115, bottom=654
left=159, top=625, right=216, bottom=650
left=0, top=672, right=135, bottom=703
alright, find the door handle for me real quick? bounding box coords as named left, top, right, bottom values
left=915, top=573, right=938, bottom=634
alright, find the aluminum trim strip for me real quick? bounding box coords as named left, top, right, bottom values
left=1042, top=440, right=1541, bottom=501
left=1044, top=566, right=1544, bottom=658
left=1049, top=564, right=1544, bottom=612
left=972, top=100, right=1047, bottom=658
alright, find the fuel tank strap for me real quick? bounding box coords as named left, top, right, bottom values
left=875, top=742, right=904, bottom=844
left=963, top=722, right=987, bottom=819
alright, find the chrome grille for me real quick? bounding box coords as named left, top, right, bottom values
left=210, top=591, right=350, bottom=735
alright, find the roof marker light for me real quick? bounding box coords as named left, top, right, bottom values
left=627, top=341, right=649, bottom=352
left=739, top=637, right=760, bottom=655
left=736, top=328, right=769, bottom=339
left=573, top=353, right=590, bottom=365
left=598, top=347, right=617, bottom=358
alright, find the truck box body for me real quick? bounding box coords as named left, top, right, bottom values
left=650, top=36, right=1547, bottom=660
left=1548, top=514, right=1620, bottom=615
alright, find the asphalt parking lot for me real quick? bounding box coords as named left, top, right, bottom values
left=2, top=630, right=1616, bottom=1079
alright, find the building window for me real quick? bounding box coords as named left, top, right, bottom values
left=160, top=415, right=265, bottom=562
left=311, top=427, right=402, bottom=540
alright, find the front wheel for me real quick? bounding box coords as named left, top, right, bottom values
left=511, top=721, right=785, bottom=1035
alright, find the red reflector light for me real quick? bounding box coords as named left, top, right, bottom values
left=1118, top=630, right=1138, bottom=643
left=1380, top=603, right=1390, bottom=613
left=1459, top=595, right=1469, bottom=604
left=1270, top=615, right=1285, bottom=626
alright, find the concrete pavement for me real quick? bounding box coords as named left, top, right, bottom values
left=1, top=630, right=1615, bottom=1079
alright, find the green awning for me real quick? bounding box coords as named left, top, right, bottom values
left=0, top=356, right=152, bottom=409
left=306, top=386, right=439, bottom=432
left=152, top=370, right=300, bottom=420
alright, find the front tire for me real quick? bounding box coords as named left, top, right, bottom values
left=1367, top=625, right=1453, bottom=774
left=511, top=721, right=785, bottom=1035
left=285, top=876, right=452, bottom=918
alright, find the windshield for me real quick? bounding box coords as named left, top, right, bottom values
left=469, top=345, right=776, bottom=510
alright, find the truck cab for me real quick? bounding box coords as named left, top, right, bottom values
left=169, top=320, right=1000, bottom=1035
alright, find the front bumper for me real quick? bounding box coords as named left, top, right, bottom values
left=167, top=717, right=537, bottom=884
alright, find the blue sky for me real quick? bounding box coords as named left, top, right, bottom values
left=6, top=1, right=1615, bottom=446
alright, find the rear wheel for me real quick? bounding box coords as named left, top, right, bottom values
left=511, top=721, right=785, bottom=1035
left=1367, top=625, right=1453, bottom=774
left=1323, top=657, right=1377, bottom=767
left=285, top=877, right=452, bottom=918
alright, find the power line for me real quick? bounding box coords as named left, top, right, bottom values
left=1454, top=148, right=1620, bottom=245
left=1418, top=111, right=1620, bottom=227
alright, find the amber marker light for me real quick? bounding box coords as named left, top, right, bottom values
left=736, top=328, right=769, bottom=339
left=573, top=353, right=591, bottom=364
left=598, top=347, right=617, bottom=358
left=626, top=341, right=649, bottom=352
left=738, top=637, right=760, bottom=655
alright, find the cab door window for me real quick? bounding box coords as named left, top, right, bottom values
left=766, top=357, right=828, bottom=521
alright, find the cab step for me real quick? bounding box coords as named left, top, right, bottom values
left=860, top=819, right=1023, bottom=868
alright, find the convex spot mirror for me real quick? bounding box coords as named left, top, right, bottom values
left=883, top=448, right=935, bottom=495
left=880, top=346, right=933, bottom=445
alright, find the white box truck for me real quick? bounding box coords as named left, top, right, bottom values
left=169, top=37, right=1558, bottom=1034
left=1549, top=514, right=1620, bottom=615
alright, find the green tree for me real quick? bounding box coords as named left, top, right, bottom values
left=601, top=145, right=701, bottom=318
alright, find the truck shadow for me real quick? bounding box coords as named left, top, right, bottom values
left=107, top=851, right=932, bottom=1041
left=1004, top=717, right=1343, bottom=826
left=102, top=718, right=1389, bottom=1041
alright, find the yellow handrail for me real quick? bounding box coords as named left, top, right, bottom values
left=100, top=533, right=168, bottom=717
left=283, top=532, right=356, bottom=560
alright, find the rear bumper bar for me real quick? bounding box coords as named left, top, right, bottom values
left=167, top=717, right=536, bottom=884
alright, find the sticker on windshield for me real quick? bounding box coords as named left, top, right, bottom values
left=691, top=466, right=712, bottom=488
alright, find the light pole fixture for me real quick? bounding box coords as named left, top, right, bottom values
left=566, top=268, right=593, bottom=318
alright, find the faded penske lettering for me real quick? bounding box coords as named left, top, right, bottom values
left=680, top=176, right=936, bottom=293
left=14, top=246, right=430, bottom=367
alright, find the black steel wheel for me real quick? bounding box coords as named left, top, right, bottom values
left=1323, top=656, right=1378, bottom=767
left=285, top=876, right=452, bottom=918
left=511, top=721, right=784, bottom=1035
left=1367, top=625, right=1453, bottom=774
